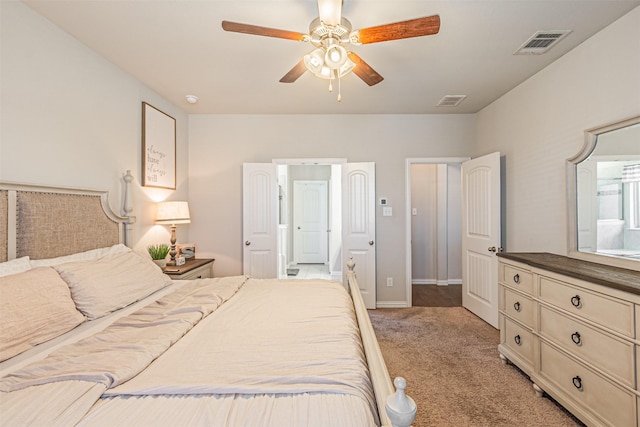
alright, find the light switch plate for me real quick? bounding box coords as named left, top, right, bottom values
left=383, top=206, right=393, bottom=216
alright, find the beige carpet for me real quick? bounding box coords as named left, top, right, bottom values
left=369, top=307, right=584, bottom=427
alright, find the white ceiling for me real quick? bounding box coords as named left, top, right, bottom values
left=22, top=0, right=640, bottom=115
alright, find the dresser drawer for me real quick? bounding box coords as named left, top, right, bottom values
left=539, top=306, right=635, bottom=387
left=538, top=276, right=634, bottom=338
left=501, top=263, right=533, bottom=295
left=503, top=287, right=534, bottom=328
left=502, top=316, right=535, bottom=367
left=539, top=342, right=636, bottom=427
left=180, top=264, right=213, bottom=280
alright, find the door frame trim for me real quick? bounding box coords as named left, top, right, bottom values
left=272, top=158, right=347, bottom=165
left=405, top=157, right=469, bottom=307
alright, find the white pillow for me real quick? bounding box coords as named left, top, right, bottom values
left=54, top=250, right=172, bottom=320
left=30, top=244, right=131, bottom=268
left=0, top=267, right=86, bottom=361
left=0, top=257, right=31, bottom=278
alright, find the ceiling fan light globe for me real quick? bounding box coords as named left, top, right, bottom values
left=303, top=48, right=325, bottom=74
left=324, top=45, right=347, bottom=69
left=339, top=58, right=356, bottom=77
left=318, top=66, right=332, bottom=79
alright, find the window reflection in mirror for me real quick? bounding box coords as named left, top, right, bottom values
left=576, top=121, right=640, bottom=261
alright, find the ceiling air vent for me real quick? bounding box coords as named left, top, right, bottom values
left=437, top=95, right=467, bottom=107
left=514, top=30, right=571, bottom=55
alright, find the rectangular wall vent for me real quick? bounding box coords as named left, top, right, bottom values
left=514, top=30, right=571, bottom=55
left=437, top=95, right=467, bottom=107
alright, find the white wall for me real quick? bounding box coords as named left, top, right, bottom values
left=0, top=2, right=189, bottom=254
left=188, top=114, right=476, bottom=303
left=476, top=7, right=640, bottom=256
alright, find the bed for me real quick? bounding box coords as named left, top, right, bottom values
left=0, top=176, right=416, bottom=427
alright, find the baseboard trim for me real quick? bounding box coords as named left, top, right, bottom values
left=376, top=301, right=410, bottom=308
left=412, top=279, right=437, bottom=285
left=412, top=279, right=462, bottom=286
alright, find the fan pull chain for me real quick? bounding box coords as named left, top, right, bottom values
left=337, top=74, right=342, bottom=102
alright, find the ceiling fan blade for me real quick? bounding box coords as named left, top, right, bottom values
left=221, top=21, right=307, bottom=41
left=317, top=0, right=342, bottom=26
left=347, top=52, right=384, bottom=86
left=279, top=59, right=308, bottom=83
left=354, top=15, right=440, bottom=45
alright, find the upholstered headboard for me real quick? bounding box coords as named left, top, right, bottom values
left=0, top=178, right=132, bottom=262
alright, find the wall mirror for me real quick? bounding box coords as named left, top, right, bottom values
left=567, top=115, right=640, bottom=271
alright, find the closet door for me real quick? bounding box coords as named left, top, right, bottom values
left=293, top=180, right=328, bottom=264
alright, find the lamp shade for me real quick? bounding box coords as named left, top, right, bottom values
left=156, top=201, right=191, bottom=224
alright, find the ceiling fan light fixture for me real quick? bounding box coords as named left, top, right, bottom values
left=303, top=48, right=325, bottom=74
left=324, top=44, right=348, bottom=69
left=339, top=57, right=356, bottom=76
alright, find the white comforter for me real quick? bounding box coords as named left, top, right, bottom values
left=0, top=277, right=378, bottom=427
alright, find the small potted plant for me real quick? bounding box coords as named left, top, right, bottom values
left=147, top=243, right=170, bottom=269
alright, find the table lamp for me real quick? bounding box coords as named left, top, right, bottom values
left=156, top=201, right=191, bottom=266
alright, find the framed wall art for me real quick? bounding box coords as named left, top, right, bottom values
left=142, top=102, right=176, bottom=189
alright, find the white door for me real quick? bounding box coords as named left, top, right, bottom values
left=461, top=152, right=501, bottom=328
left=243, top=163, right=278, bottom=278
left=343, top=162, right=376, bottom=309
left=293, top=181, right=328, bottom=264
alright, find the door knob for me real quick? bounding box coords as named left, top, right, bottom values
left=488, top=246, right=497, bottom=252
left=369, top=241, right=374, bottom=246
left=245, top=241, right=251, bottom=246
left=297, top=227, right=301, bottom=230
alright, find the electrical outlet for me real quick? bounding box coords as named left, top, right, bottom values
left=386, top=277, right=393, bottom=287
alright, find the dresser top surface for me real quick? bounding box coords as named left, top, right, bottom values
left=497, top=252, right=640, bottom=295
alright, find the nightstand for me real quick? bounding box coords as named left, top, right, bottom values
left=164, top=258, right=215, bottom=280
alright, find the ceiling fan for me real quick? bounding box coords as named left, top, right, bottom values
left=221, top=0, right=440, bottom=100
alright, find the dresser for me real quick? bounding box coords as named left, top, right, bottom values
left=164, top=258, right=215, bottom=280
left=497, top=252, right=640, bottom=426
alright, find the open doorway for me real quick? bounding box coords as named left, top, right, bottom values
left=405, top=157, right=469, bottom=307
left=244, top=160, right=377, bottom=307
left=276, top=161, right=342, bottom=281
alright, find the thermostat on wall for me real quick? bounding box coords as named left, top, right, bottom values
left=379, top=197, right=388, bottom=206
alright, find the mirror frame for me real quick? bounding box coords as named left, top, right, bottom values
left=566, top=114, right=640, bottom=272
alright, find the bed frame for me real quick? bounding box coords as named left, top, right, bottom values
left=0, top=172, right=416, bottom=427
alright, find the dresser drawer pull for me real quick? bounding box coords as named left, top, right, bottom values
left=513, top=301, right=521, bottom=312
left=514, top=335, right=521, bottom=346
left=513, top=274, right=520, bottom=284
left=572, top=376, right=583, bottom=391
left=570, top=295, right=582, bottom=308
left=570, top=332, right=582, bottom=346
